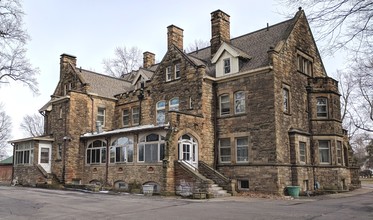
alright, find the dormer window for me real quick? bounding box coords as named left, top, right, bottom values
left=223, top=58, right=231, bottom=74
left=166, top=66, right=172, bottom=82
left=175, top=63, right=181, bottom=79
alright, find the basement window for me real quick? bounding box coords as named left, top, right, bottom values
left=238, top=180, right=249, bottom=190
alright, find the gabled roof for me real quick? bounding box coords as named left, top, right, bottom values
left=211, top=42, right=251, bottom=64
left=189, top=12, right=297, bottom=73
left=78, top=69, right=134, bottom=99
left=131, top=68, right=155, bottom=85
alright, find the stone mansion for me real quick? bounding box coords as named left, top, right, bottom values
left=10, top=9, right=360, bottom=196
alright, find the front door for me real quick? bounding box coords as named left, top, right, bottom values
left=39, top=142, right=52, bottom=173
left=179, top=134, right=198, bottom=168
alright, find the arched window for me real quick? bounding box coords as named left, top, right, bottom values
left=138, top=133, right=165, bottom=163
left=110, top=137, right=134, bottom=163
left=178, top=134, right=199, bottom=168
left=86, top=140, right=107, bottom=164
left=169, top=97, right=179, bottom=111
left=156, top=101, right=166, bottom=124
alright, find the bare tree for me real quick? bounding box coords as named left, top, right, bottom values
left=0, top=104, right=11, bottom=159
left=0, top=0, right=39, bottom=94
left=103, top=46, right=142, bottom=78
left=280, top=0, right=373, bottom=56
left=185, top=39, right=210, bottom=53
left=20, top=113, right=43, bottom=137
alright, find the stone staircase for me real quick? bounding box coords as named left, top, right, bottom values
left=208, top=184, right=231, bottom=198
left=176, top=160, right=233, bottom=198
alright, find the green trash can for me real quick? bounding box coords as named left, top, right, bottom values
left=287, top=186, right=300, bottom=197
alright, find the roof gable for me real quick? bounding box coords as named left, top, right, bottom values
left=211, top=42, right=251, bottom=64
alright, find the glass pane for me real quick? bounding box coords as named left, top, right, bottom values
left=40, top=148, right=49, bottom=163
left=138, top=145, right=144, bottom=161
left=127, top=145, right=134, bottom=162
left=110, top=147, right=115, bottom=163
left=157, top=101, right=165, bottom=109
left=237, top=138, right=248, bottom=146
left=146, top=134, right=159, bottom=142
left=159, top=144, right=165, bottom=161
left=101, top=148, right=106, bottom=163
left=220, top=138, right=230, bottom=147
left=157, top=110, right=165, bottom=124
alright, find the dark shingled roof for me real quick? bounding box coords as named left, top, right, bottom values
left=78, top=69, right=134, bottom=98
left=188, top=15, right=296, bottom=74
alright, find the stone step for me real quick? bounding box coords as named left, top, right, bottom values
left=208, top=184, right=231, bottom=198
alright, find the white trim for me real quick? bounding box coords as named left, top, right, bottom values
left=203, top=66, right=273, bottom=82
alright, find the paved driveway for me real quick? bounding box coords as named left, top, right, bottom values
left=0, top=186, right=372, bottom=220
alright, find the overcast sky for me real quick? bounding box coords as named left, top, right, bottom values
left=1, top=0, right=346, bottom=154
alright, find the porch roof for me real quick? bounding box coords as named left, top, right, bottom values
left=8, top=136, right=54, bottom=144
left=80, top=124, right=168, bottom=139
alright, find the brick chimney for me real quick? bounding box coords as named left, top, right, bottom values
left=167, top=25, right=183, bottom=51
left=60, top=53, right=77, bottom=79
left=210, top=10, right=230, bottom=57
left=143, top=51, right=155, bottom=68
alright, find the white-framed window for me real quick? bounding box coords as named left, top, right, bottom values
left=220, top=94, right=230, bottom=116
left=57, top=143, right=62, bottom=160
left=169, top=97, right=179, bottom=111
left=175, top=63, right=181, bottom=79
left=283, top=88, right=290, bottom=113
left=166, top=66, right=172, bottom=81
left=223, top=58, right=231, bottom=74
left=156, top=101, right=166, bottom=125
left=138, top=134, right=165, bottom=163
left=319, top=140, right=330, bottom=164
left=86, top=140, right=107, bottom=164
left=14, top=142, right=34, bottom=165
left=97, top=107, right=106, bottom=126
left=337, top=141, right=342, bottom=165
left=297, top=55, right=313, bottom=75
left=219, top=138, right=231, bottom=163
left=110, top=137, right=134, bottom=163
left=132, top=107, right=139, bottom=125
left=316, top=97, right=328, bottom=118
left=299, top=142, right=306, bottom=163
left=234, top=91, right=245, bottom=114
left=122, top=109, right=130, bottom=126
left=236, top=137, right=249, bottom=162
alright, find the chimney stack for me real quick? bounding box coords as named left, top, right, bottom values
left=143, top=51, right=155, bottom=69
left=210, top=10, right=230, bottom=57
left=167, top=25, right=184, bottom=51
left=60, top=53, right=77, bottom=79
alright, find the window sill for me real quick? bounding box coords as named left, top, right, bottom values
left=218, top=113, right=247, bottom=119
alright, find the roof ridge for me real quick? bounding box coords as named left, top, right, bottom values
left=79, top=68, right=130, bottom=82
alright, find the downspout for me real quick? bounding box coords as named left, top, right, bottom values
left=105, top=137, right=109, bottom=186
left=306, top=84, right=316, bottom=190
left=213, top=81, right=218, bottom=169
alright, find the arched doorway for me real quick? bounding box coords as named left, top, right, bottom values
left=178, top=134, right=198, bottom=168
